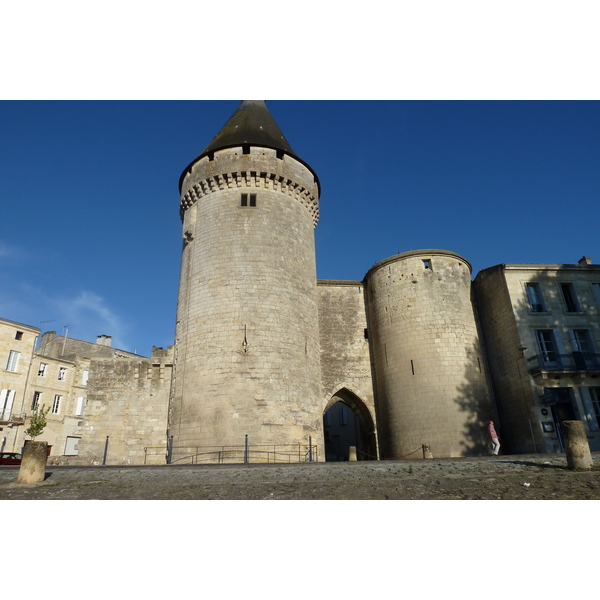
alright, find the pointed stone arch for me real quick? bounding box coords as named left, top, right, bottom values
left=323, top=387, right=378, bottom=461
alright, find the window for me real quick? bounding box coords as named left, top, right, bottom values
left=526, top=282, right=546, bottom=312
left=423, top=259, right=432, bottom=269
left=15, top=331, right=23, bottom=340
left=570, top=329, right=594, bottom=354
left=58, top=367, right=66, bottom=381
left=64, top=436, right=81, bottom=456
left=241, top=193, right=257, bottom=207
left=560, top=283, right=581, bottom=313
left=82, top=370, right=89, bottom=385
left=0, top=389, right=16, bottom=420
left=38, top=363, right=47, bottom=377
left=593, top=283, right=600, bottom=308
left=6, top=351, right=20, bottom=372
left=52, top=395, right=61, bottom=414
left=570, top=330, right=598, bottom=368
left=75, top=396, right=85, bottom=416
left=31, top=391, right=41, bottom=411
left=536, top=330, right=558, bottom=365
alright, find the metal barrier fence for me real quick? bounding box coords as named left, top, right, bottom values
left=143, top=445, right=169, bottom=465
left=172, top=443, right=317, bottom=465
left=143, top=440, right=317, bottom=465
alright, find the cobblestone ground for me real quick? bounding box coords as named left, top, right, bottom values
left=2, top=453, right=600, bottom=500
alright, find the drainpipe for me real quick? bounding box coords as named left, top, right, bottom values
left=15, top=334, right=39, bottom=451
left=528, top=419, right=538, bottom=453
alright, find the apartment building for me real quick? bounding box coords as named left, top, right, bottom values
left=474, top=257, right=600, bottom=453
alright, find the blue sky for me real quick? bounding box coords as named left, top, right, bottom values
left=1, top=100, right=599, bottom=354
left=2, top=0, right=599, bottom=586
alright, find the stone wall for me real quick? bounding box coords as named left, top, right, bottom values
left=24, top=353, right=84, bottom=457
left=39, top=332, right=141, bottom=360
left=0, top=318, right=39, bottom=452
left=317, top=280, right=376, bottom=418
left=473, top=265, right=535, bottom=453
left=67, top=349, right=173, bottom=465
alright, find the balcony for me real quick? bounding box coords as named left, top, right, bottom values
left=528, top=352, right=600, bottom=375
left=0, top=413, right=26, bottom=427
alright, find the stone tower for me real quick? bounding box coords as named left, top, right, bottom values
left=169, top=101, right=324, bottom=463
left=364, top=250, right=492, bottom=458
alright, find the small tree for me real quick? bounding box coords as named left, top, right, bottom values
left=25, top=404, right=50, bottom=441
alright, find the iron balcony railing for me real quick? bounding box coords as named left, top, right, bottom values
left=0, top=412, right=26, bottom=426
left=527, top=352, right=600, bottom=373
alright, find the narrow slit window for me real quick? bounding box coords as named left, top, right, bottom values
left=249, top=194, right=256, bottom=207
left=241, top=193, right=248, bottom=207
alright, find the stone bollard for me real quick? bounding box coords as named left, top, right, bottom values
left=422, top=444, right=433, bottom=459
left=348, top=446, right=357, bottom=461
left=562, top=421, right=593, bottom=470
left=17, top=441, right=48, bottom=484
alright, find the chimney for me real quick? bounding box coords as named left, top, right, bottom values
left=578, top=256, right=592, bottom=266
left=96, top=334, right=112, bottom=347
left=40, top=331, right=57, bottom=346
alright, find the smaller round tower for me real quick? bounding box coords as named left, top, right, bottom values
left=364, top=249, right=492, bottom=458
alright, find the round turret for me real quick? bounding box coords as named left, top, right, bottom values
left=364, top=250, right=492, bottom=458
left=169, top=102, right=323, bottom=463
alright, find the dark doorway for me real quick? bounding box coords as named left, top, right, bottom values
left=323, top=390, right=377, bottom=461
left=324, top=402, right=359, bottom=461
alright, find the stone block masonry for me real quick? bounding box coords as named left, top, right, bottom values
left=65, top=348, right=173, bottom=465
left=317, top=280, right=376, bottom=418
left=170, top=146, right=324, bottom=461
left=365, top=250, right=493, bottom=458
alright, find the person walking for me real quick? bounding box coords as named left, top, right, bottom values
left=488, top=420, right=500, bottom=455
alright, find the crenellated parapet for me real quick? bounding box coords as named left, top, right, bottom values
left=179, top=147, right=320, bottom=226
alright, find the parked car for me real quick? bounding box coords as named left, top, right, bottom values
left=0, top=452, right=22, bottom=465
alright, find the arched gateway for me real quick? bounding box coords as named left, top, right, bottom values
left=323, top=389, right=377, bottom=461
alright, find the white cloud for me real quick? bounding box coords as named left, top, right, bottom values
left=0, top=280, right=131, bottom=351
left=53, top=290, right=129, bottom=350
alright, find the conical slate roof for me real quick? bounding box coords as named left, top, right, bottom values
left=202, top=100, right=295, bottom=157
left=179, top=101, right=319, bottom=194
